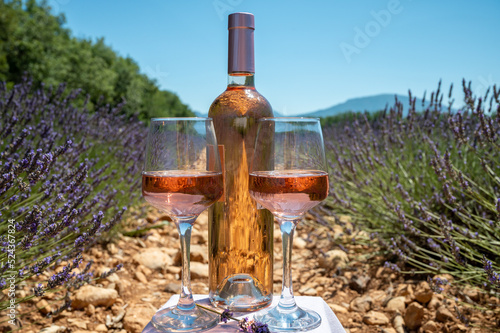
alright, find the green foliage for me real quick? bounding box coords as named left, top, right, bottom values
left=320, top=109, right=386, bottom=127
left=325, top=83, right=500, bottom=296
left=0, top=0, right=195, bottom=120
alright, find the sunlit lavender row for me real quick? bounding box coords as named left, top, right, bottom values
left=324, top=80, right=500, bottom=293
left=0, top=78, right=146, bottom=312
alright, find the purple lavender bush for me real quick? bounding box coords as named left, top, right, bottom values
left=325, top=80, right=500, bottom=293
left=0, top=77, right=145, bottom=314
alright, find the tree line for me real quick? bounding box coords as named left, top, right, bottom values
left=0, top=0, right=194, bottom=121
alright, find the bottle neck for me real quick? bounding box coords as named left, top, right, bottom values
left=227, top=73, right=255, bottom=88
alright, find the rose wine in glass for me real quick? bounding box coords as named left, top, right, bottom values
left=249, top=170, right=328, bottom=218
left=143, top=171, right=223, bottom=216
left=249, top=118, right=329, bottom=331
left=142, top=118, right=223, bottom=332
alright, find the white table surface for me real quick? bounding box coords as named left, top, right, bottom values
left=142, top=294, right=346, bottom=332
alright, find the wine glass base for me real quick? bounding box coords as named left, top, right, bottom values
left=151, top=306, right=219, bottom=332
left=254, top=305, right=322, bottom=332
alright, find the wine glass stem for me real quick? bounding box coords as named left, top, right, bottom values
left=176, top=219, right=196, bottom=312
left=278, top=218, right=299, bottom=311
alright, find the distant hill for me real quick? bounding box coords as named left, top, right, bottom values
left=196, top=93, right=454, bottom=119
left=301, top=94, right=441, bottom=118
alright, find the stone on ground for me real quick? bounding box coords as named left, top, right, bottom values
left=349, top=294, right=372, bottom=312
left=39, top=326, right=67, bottom=333
left=190, top=262, right=209, bottom=279
left=436, top=305, right=455, bottom=323
left=404, top=302, right=424, bottom=330
left=72, top=285, right=118, bottom=309
left=132, top=247, right=172, bottom=271
left=421, top=320, right=438, bottom=332
left=414, top=281, right=433, bottom=304
left=36, top=299, right=52, bottom=315
left=123, top=303, right=157, bottom=333
left=385, top=296, right=405, bottom=313
left=318, top=249, right=349, bottom=269
left=363, top=310, right=389, bottom=325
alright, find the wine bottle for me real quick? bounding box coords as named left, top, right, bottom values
left=208, top=12, right=274, bottom=311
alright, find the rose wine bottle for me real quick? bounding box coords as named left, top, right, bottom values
left=208, top=12, right=274, bottom=311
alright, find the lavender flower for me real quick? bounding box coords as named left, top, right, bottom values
left=196, top=305, right=270, bottom=332
left=384, top=261, right=401, bottom=272
left=33, top=283, right=44, bottom=297
left=238, top=317, right=271, bottom=333
left=0, top=78, right=145, bottom=313
left=220, top=309, right=233, bottom=323
left=482, top=256, right=500, bottom=286
left=324, top=80, right=500, bottom=297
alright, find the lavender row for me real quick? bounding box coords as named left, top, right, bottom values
left=324, top=80, right=500, bottom=292
left=0, top=78, right=146, bottom=312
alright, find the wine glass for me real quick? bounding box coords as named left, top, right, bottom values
left=249, top=118, right=329, bottom=331
left=142, top=118, right=223, bottom=332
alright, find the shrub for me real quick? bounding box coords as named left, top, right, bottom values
left=325, top=80, right=500, bottom=293
left=0, top=78, right=145, bottom=314
left=0, top=0, right=195, bottom=122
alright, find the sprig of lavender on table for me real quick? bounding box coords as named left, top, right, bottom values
left=196, top=304, right=271, bottom=333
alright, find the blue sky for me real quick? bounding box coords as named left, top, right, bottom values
left=47, top=0, right=500, bottom=115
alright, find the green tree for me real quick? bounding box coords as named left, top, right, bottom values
left=0, top=0, right=19, bottom=80
left=0, top=0, right=195, bottom=119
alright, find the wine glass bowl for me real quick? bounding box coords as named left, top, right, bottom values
left=249, top=118, right=329, bottom=331
left=248, top=170, right=329, bottom=220
left=143, top=170, right=223, bottom=218
left=142, top=118, right=223, bottom=332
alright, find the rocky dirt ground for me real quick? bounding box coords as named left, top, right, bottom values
left=10, top=207, right=500, bottom=333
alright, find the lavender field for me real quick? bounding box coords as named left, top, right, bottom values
left=1, top=79, right=500, bottom=331
left=324, top=81, right=500, bottom=298
left=0, top=79, right=145, bottom=315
